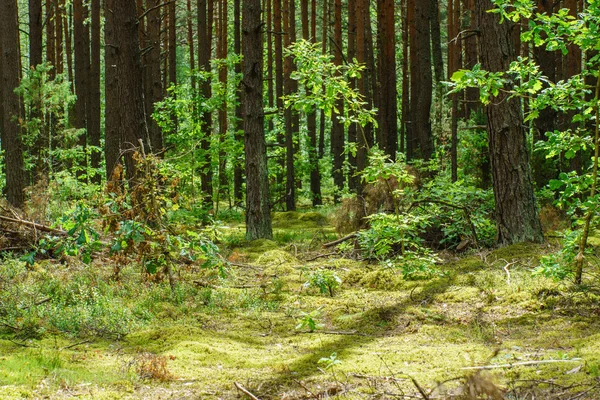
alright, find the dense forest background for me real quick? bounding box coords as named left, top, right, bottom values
left=0, top=0, right=599, bottom=278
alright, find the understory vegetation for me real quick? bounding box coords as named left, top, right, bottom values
left=1, top=151, right=599, bottom=399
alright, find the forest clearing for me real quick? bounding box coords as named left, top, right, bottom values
left=1, top=209, right=599, bottom=399
left=2, top=0, right=600, bottom=398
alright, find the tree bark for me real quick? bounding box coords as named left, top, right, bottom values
left=377, top=0, right=398, bottom=161
left=89, top=0, right=102, bottom=183
left=477, top=0, right=544, bottom=245
left=0, top=0, right=26, bottom=208
left=198, top=0, right=214, bottom=206
left=284, top=0, right=298, bottom=211
left=243, top=0, right=273, bottom=239
left=331, top=0, right=345, bottom=200
left=409, top=0, right=433, bottom=160
left=303, top=0, right=322, bottom=205
left=74, top=0, right=90, bottom=179
left=233, top=0, right=244, bottom=204
left=104, top=0, right=150, bottom=182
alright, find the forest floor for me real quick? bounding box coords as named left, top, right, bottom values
left=1, top=209, right=600, bottom=399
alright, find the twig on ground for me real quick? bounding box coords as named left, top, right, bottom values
left=350, top=373, right=407, bottom=383
left=322, top=233, right=357, bottom=248
left=234, top=382, right=261, bottom=400
left=7, top=339, right=38, bottom=348
left=321, top=330, right=371, bottom=337
left=293, top=379, right=319, bottom=399
left=62, top=339, right=92, bottom=350
left=462, top=359, right=582, bottom=370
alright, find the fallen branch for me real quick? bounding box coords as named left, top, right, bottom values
left=62, top=339, right=92, bottom=350
left=322, top=233, right=357, bottom=249
left=0, top=215, right=66, bottom=236
left=19, top=297, right=52, bottom=310
left=321, top=330, right=371, bottom=337
left=349, top=373, right=407, bottom=383
left=462, top=359, right=582, bottom=370
left=234, top=382, right=261, bottom=400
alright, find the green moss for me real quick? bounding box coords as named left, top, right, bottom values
left=272, top=211, right=327, bottom=228
left=488, top=242, right=545, bottom=263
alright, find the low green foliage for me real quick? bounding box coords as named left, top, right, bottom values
left=304, top=269, right=341, bottom=297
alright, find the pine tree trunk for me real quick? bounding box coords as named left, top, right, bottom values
left=89, top=0, right=101, bottom=183
left=104, top=0, right=150, bottom=182
left=198, top=0, right=214, bottom=206
left=377, top=0, right=398, bottom=160
left=243, top=0, right=273, bottom=239
left=331, top=0, right=345, bottom=200
left=284, top=0, right=297, bottom=211
left=477, top=0, right=544, bottom=245
left=410, top=0, right=433, bottom=160
left=0, top=0, right=26, bottom=208
left=233, top=0, right=244, bottom=204
left=74, top=0, right=90, bottom=180
left=303, top=0, right=322, bottom=205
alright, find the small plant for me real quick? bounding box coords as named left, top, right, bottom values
left=318, top=352, right=342, bottom=371
left=534, top=230, right=581, bottom=280
left=296, top=308, right=323, bottom=333
left=304, top=269, right=342, bottom=297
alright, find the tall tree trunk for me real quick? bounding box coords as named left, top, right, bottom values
left=145, top=0, right=164, bottom=154
left=233, top=0, right=244, bottom=204
left=463, top=0, right=479, bottom=117
left=331, top=0, right=345, bottom=200
left=74, top=0, right=90, bottom=180
left=29, top=0, right=43, bottom=68
left=303, top=0, right=322, bottom=205
left=187, top=0, right=196, bottom=91
left=104, top=0, right=150, bottom=182
left=46, top=0, right=56, bottom=78
left=0, top=0, right=26, bottom=208
left=64, top=2, right=74, bottom=83
left=346, top=0, right=358, bottom=191
left=284, top=0, right=297, bottom=211
left=273, top=0, right=285, bottom=203
left=448, top=0, right=461, bottom=181
left=400, top=0, right=409, bottom=156
left=477, top=0, right=543, bottom=245
left=377, top=0, right=398, bottom=160
left=29, top=0, right=45, bottom=181
left=410, top=0, right=433, bottom=160
left=55, top=0, right=64, bottom=75
left=531, top=0, right=558, bottom=187
left=217, top=0, right=229, bottom=210
left=243, top=0, right=273, bottom=239
left=198, top=0, right=214, bottom=206
left=89, top=0, right=101, bottom=183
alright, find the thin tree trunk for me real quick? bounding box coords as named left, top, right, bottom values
left=331, top=0, right=345, bottom=200
left=400, top=0, right=409, bottom=156
left=89, top=0, right=102, bottom=183
left=233, top=0, right=244, bottom=204
left=284, top=0, right=297, bottom=211
left=74, top=0, right=90, bottom=180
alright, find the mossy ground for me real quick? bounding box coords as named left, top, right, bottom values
left=1, top=211, right=600, bottom=399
